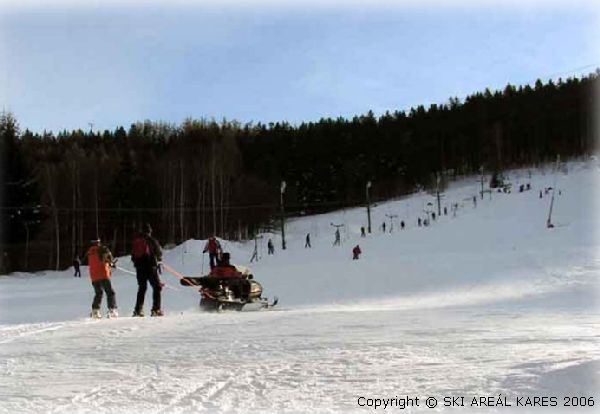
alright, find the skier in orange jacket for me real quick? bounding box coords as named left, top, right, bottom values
left=87, top=239, right=117, bottom=318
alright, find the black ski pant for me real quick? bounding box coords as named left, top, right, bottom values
left=92, top=279, right=117, bottom=310
left=134, top=267, right=162, bottom=312
left=208, top=253, right=218, bottom=269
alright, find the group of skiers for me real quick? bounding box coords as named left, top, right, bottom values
left=85, top=223, right=164, bottom=318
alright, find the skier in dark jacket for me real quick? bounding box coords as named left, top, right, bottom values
left=267, top=239, right=275, bottom=255
left=73, top=254, right=81, bottom=277
left=131, top=223, right=163, bottom=317
left=352, top=245, right=362, bottom=260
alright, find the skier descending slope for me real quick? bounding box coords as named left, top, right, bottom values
left=87, top=239, right=118, bottom=318
left=131, top=223, right=164, bottom=317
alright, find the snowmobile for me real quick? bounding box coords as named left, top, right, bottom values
left=180, top=264, right=277, bottom=311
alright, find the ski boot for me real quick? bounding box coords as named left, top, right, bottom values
left=107, top=308, right=119, bottom=318
left=150, top=309, right=164, bottom=317
left=132, top=310, right=145, bottom=317
left=90, top=309, right=102, bottom=319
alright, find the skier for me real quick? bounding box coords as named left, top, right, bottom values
left=473, top=195, right=477, bottom=208
left=360, top=226, right=366, bottom=237
left=539, top=190, right=543, bottom=198
left=382, top=222, right=386, bottom=233
left=352, top=244, right=362, bottom=260
left=267, top=239, right=274, bottom=255
left=305, top=233, right=311, bottom=248
left=131, top=223, right=164, bottom=317
left=443, top=206, right=448, bottom=216
left=87, top=239, right=117, bottom=318
left=417, top=217, right=422, bottom=227
left=432, top=212, right=436, bottom=221
left=73, top=254, right=81, bottom=278
left=333, top=228, right=341, bottom=246
left=203, top=236, right=222, bottom=269
left=209, top=252, right=248, bottom=300
left=400, top=220, right=405, bottom=230
left=210, top=252, right=240, bottom=278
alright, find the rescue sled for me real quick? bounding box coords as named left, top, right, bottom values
left=180, top=265, right=278, bottom=311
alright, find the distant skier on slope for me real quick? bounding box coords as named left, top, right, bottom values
left=87, top=239, right=117, bottom=318
left=73, top=254, right=81, bottom=278
left=305, top=233, right=311, bottom=248
left=131, top=223, right=163, bottom=317
left=352, top=245, right=362, bottom=260
left=267, top=239, right=275, bottom=255
left=203, top=236, right=222, bottom=269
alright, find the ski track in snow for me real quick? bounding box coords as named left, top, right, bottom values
left=1, top=160, right=599, bottom=413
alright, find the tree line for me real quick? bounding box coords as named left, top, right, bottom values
left=1, top=72, right=597, bottom=273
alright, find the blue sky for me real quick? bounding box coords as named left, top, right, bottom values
left=1, top=1, right=598, bottom=133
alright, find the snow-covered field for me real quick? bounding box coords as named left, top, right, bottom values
left=1, top=160, right=599, bottom=413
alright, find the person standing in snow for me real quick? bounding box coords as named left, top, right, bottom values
left=267, top=239, right=275, bottom=255
left=352, top=245, right=362, bottom=260
left=203, top=236, right=222, bottom=269
left=382, top=222, right=386, bottom=233
left=87, top=239, right=117, bottom=318
left=305, top=233, right=311, bottom=248
left=360, top=226, right=366, bottom=237
left=73, top=254, right=81, bottom=277
left=400, top=221, right=405, bottom=230
left=131, top=223, right=163, bottom=317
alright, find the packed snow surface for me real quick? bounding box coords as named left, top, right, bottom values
left=1, top=160, right=599, bottom=413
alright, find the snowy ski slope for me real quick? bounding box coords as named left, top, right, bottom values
left=0, top=160, right=598, bottom=413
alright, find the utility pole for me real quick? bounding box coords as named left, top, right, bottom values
left=330, top=222, right=344, bottom=246
left=479, top=166, right=484, bottom=200
left=366, top=181, right=372, bottom=234
left=385, top=214, right=398, bottom=233
left=436, top=174, right=442, bottom=216
left=280, top=181, right=286, bottom=250
left=547, top=155, right=560, bottom=228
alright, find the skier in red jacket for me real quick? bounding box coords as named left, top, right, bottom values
left=352, top=245, right=362, bottom=260
left=203, top=236, right=222, bottom=269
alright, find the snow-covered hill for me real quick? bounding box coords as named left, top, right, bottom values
left=1, top=160, right=599, bottom=413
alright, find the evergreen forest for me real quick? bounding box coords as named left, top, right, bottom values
left=1, top=72, right=597, bottom=273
